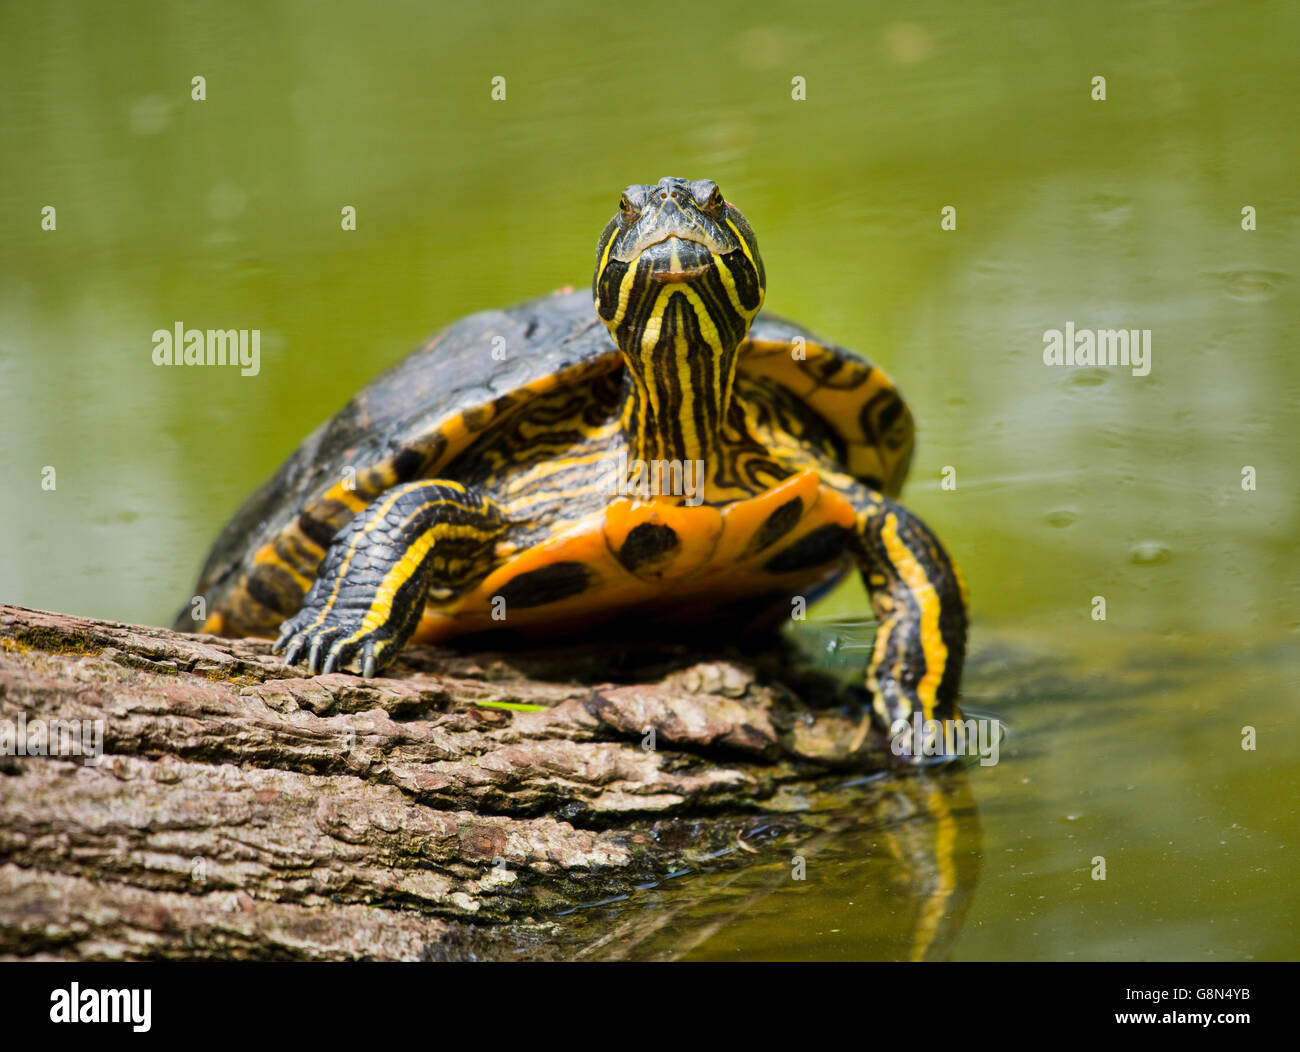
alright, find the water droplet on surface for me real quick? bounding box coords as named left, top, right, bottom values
left=1067, top=368, right=1108, bottom=388
left=1045, top=508, right=1077, bottom=528
left=1213, top=268, right=1288, bottom=302
left=1130, top=541, right=1171, bottom=565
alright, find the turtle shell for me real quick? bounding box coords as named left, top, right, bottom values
left=176, top=290, right=912, bottom=637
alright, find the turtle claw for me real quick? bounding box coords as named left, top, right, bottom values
left=307, top=639, right=324, bottom=676
left=275, top=607, right=389, bottom=679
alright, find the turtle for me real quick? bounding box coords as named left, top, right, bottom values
left=176, top=176, right=969, bottom=730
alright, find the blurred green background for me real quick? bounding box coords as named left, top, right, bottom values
left=1, top=0, right=1296, bottom=959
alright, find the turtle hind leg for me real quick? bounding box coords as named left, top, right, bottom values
left=274, top=479, right=506, bottom=677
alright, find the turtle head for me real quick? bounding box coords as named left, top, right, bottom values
left=593, top=177, right=766, bottom=356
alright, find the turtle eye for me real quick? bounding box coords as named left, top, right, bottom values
left=692, top=180, right=726, bottom=213
left=619, top=193, right=638, bottom=218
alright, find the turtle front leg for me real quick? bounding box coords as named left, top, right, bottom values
left=840, top=484, right=969, bottom=731
left=274, top=479, right=506, bottom=677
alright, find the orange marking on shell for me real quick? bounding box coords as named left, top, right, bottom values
left=714, top=470, right=836, bottom=567
left=412, top=472, right=858, bottom=646
left=252, top=541, right=314, bottom=588
left=322, top=481, right=369, bottom=513
left=602, top=498, right=723, bottom=579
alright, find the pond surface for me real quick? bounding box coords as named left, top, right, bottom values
left=1, top=0, right=1296, bottom=959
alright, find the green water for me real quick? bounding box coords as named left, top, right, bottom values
left=1, top=0, right=1296, bottom=960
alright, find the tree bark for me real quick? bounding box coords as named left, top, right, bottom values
left=0, top=603, right=910, bottom=960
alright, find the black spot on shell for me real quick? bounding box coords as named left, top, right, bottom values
left=297, top=512, right=339, bottom=549
left=860, top=389, right=905, bottom=447
left=763, top=525, right=847, bottom=574
left=496, top=562, right=592, bottom=608
left=615, top=523, right=680, bottom=573
left=745, top=498, right=803, bottom=555
left=247, top=563, right=303, bottom=615
left=392, top=447, right=425, bottom=482
left=809, top=355, right=844, bottom=383
left=311, top=499, right=356, bottom=536
left=462, top=406, right=493, bottom=432
left=877, top=394, right=904, bottom=433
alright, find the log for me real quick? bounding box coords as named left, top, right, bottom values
left=0, top=603, right=969, bottom=961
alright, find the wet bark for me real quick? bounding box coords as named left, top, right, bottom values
left=0, top=603, right=901, bottom=960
